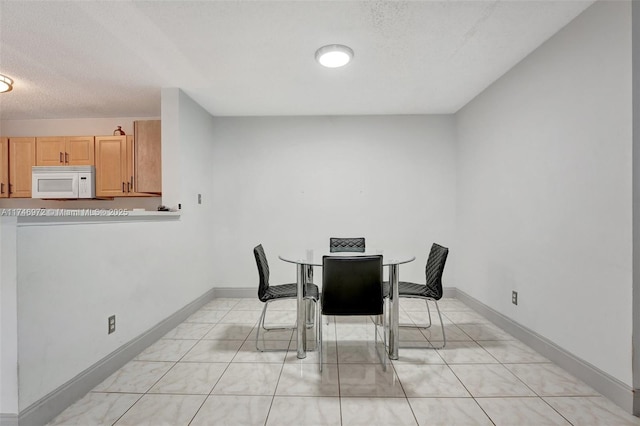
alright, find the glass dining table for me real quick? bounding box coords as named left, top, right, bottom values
left=278, top=249, right=415, bottom=360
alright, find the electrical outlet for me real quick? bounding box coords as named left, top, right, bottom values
left=197, top=193, right=202, bottom=204
left=512, top=291, right=518, bottom=306
left=108, top=315, right=116, bottom=334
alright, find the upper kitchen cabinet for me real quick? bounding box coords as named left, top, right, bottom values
left=0, top=138, right=8, bottom=198
left=36, top=136, right=94, bottom=166
left=133, top=120, right=161, bottom=194
left=9, top=137, right=36, bottom=198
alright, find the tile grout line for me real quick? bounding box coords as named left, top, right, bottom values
left=187, top=305, right=251, bottom=425
left=108, top=307, right=226, bottom=426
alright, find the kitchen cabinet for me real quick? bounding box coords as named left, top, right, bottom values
left=95, top=121, right=161, bottom=198
left=95, top=136, right=127, bottom=197
left=0, top=138, right=8, bottom=198
left=8, top=137, right=36, bottom=198
left=36, top=136, right=94, bottom=166
left=133, top=120, right=161, bottom=194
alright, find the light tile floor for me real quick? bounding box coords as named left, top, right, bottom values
left=47, top=297, right=640, bottom=426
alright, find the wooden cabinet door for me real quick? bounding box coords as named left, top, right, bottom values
left=36, top=137, right=65, bottom=166
left=95, top=136, right=127, bottom=197
left=66, top=136, right=94, bottom=165
left=9, top=137, right=36, bottom=198
left=126, top=135, right=135, bottom=196
left=134, top=120, right=161, bottom=193
left=0, top=138, right=8, bottom=198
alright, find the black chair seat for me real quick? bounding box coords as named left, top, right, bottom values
left=261, top=283, right=319, bottom=302
left=382, top=281, right=438, bottom=299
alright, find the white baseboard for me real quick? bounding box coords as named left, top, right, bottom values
left=452, top=287, right=634, bottom=415
left=18, top=287, right=216, bottom=426
left=213, top=287, right=255, bottom=298
left=0, top=414, right=18, bottom=426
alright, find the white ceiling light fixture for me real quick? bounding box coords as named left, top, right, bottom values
left=0, top=74, right=13, bottom=93
left=315, top=44, right=354, bottom=68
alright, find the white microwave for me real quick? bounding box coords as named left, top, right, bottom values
left=32, top=166, right=96, bottom=199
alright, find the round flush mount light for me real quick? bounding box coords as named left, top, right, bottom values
left=315, top=44, right=354, bottom=68
left=0, top=74, right=13, bottom=93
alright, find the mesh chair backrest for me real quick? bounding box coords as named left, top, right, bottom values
left=322, top=255, right=383, bottom=315
left=425, top=243, right=449, bottom=300
left=329, top=237, right=366, bottom=253
left=253, top=244, right=270, bottom=301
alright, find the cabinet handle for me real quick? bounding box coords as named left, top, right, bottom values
left=65, top=152, right=69, bottom=163
left=1, top=182, right=4, bottom=194
left=127, top=182, right=131, bottom=193
left=60, top=152, right=64, bottom=163
left=122, top=182, right=125, bottom=193
left=130, top=176, right=134, bottom=189
left=9, top=183, right=12, bottom=194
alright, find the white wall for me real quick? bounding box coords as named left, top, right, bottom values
left=16, top=90, right=215, bottom=409
left=209, top=115, right=457, bottom=287
left=455, top=1, right=632, bottom=386
left=0, top=218, right=18, bottom=416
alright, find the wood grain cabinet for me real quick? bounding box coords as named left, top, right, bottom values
left=95, top=121, right=161, bottom=198
left=8, top=137, right=36, bottom=198
left=36, top=136, right=94, bottom=166
left=133, top=120, right=161, bottom=194
left=95, top=135, right=128, bottom=197
left=0, top=138, right=8, bottom=198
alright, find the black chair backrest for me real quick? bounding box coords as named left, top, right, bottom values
left=322, top=255, right=383, bottom=316
left=254, top=244, right=270, bottom=302
left=425, top=243, right=449, bottom=300
left=329, top=237, right=366, bottom=253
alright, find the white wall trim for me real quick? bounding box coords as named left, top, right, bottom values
left=18, top=287, right=216, bottom=426
left=453, top=288, right=634, bottom=415
left=212, top=287, right=256, bottom=299
left=0, top=414, right=18, bottom=426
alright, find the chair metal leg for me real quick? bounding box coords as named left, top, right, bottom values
left=427, top=300, right=446, bottom=349
left=258, top=298, right=318, bottom=352
left=395, top=297, right=446, bottom=350
left=256, top=302, right=269, bottom=351
left=373, top=311, right=387, bottom=371
left=306, top=299, right=319, bottom=352
left=319, top=311, right=323, bottom=372
left=425, top=300, right=432, bottom=328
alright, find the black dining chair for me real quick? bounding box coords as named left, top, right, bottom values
left=319, top=255, right=386, bottom=371
left=329, top=237, right=366, bottom=252
left=385, top=243, right=449, bottom=349
left=253, top=244, right=319, bottom=351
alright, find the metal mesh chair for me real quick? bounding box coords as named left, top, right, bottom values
left=385, top=243, right=449, bottom=349
left=329, top=237, right=366, bottom=253
left=254, top=244, right=319, bottom=351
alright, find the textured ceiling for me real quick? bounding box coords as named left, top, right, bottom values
left=0, top=1, right=594, bottom=120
